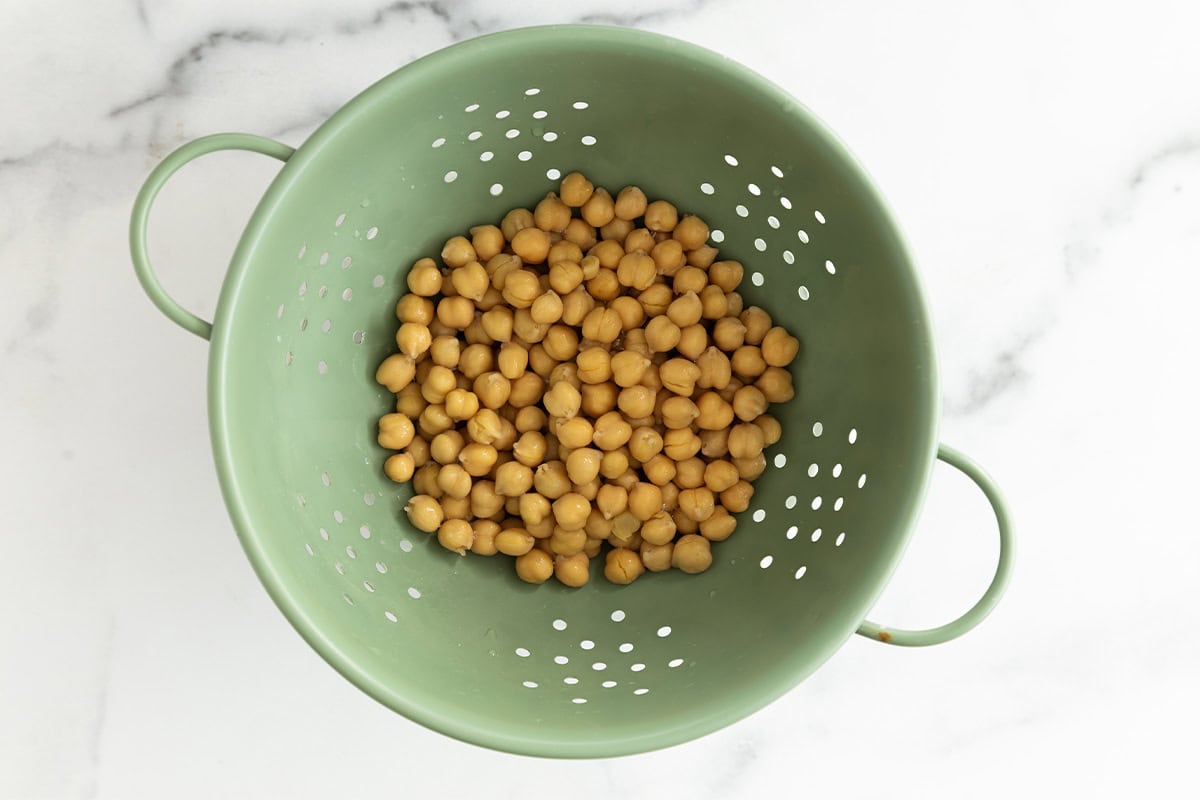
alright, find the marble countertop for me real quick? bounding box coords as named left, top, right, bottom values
left=3, top=1, right=1198, bottom=797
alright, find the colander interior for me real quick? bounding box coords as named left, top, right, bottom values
left=209, top=26, right=937, bottom=757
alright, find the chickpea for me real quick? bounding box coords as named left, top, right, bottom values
left=405, top=436, right=431, bottom=468
left=662, top=293, right=700, bottom=329
left=473, top=371, right=512, bottom=409
left=731, top=345, right=768, bottom=380
left=496, top=528, right=535, bottom=557
left=733, top=452, right=767, bottom=480
left=457, top=442, right=498, bottom=477
left=640, top=540, right=674, bottom=572
left=740, top=306, right=773, bottom=345
left=509, top=372, right=544, bottom=409
left=446, top=261, right=487, bottom=302
left=580, top=187, right=615, bottom=228
left=580, top=383, right=619, bottom=419
left=463, top=314, right=490, bottom=346
left=755, top=366, right=795, bottom=403
left=492, top=416, right=518, bottom=450
left=644, top=315, right=681, bottom=353
left=515, top=549, right=554, bottom=583
left=466, top=223, right=502, bottom=260
left=660, top=481, right=680, bottom=512
left=600, top=448, right=630, bottom=480
left=476, top=285, right=505, bottom=312
left=755, top=414, right=782, bottom=446
left=638, top=284, right=673, bottom=317
left=673, top=457, right=707, bottom=489
left=667, top=214, right=707, bottom=250
left=727, top=422, right=766, bottom=459
left=693, top=391, right=734, bottom=431
left=512, top=430, right=548, bottom=467
left=623, top=327, right=650, bottom=356
left=757, top=326, right=800, bottom=367
left=404, top=494, right=443, bottom=532
left=556, top=416, right=595, bottom=449
left=696, top=347, right=732, bottom=391
left=560, top=172, right=595, bottom=207
left=527, top=516, right=555, bottom=539
left=430, top=429, right=465, bottom=464
left=436, top=464, right=472, bottom=499
left=642, top=453, right=677, bottom=486
left=511, top=228, right=551, bottom=265
left=376, top=353, right=416, bottom=392
left=643, top=199, right=678, bottom=232
left=468, top=519, right=501, bottom=555
left=377, top=413, right=415, bottom=449
left=687, top=244, right=719, bottom=269
left=563, top=218, right=598, bottom=249
left=551, top=492, right=591, bottom=531
left=550, top=527, right=588, bottom=556
left=487, top=253, right=523, bottom=290
left=604, top=548, right=645, bottom=585
left=494, top=461, right=534, bottom=496
left=636, top=510, right=675, bottom=546
left=589, top=239, right=624, bottom=270
left=433, top=518, right=473, bottom=555
left=437, top=389, right=474, bottom=422
left=607, top=352, right=648, bottom=389
left=696, top=506, right=736, bottom=542
left=699, top=459, right=739, bottom=493
left=427, top=318, right=455, bottom=339
left=671, top=534, right=713, bottom=574
left=627, top=426, right=664, bottom=463
left=479, top=306, right=513, bottom=343
left=673, top=266, right=708, bottom=295
left=612, top=185, right=647, bottom=220
left=585, top=507, right=614, bottom=539
left=418, top=403, right=453, bottom=437
left=541, top=380, right=579, bottom=419
left=534, top=192, right=571, bottom=232
left=500, top=269, right=540, bottom=309
left=436, top=296, right=474, bottom=330
left=470, top=480, right=505, bottom=518
left=534, top=461, right=571, bottom=499
left=412, top=463, right=442, bottom=497
left=673, top=508, right=699, bottom=535
left=719, top=480, right=755, bottom=513
left=466, top=408, right=503, bottom=445
left=518, top=492, right=552, bottom=526
left=500, top=207, right=534, bottom=241
left=595, top=483, right=629, bottom=519
left=613, top=384, right=653, bottom=419
left=660, top=396, right=700, bottom=429
left=602, top=298, right=643, bottom=334
left=592, top=411, right=632, bottom=450
left=542, top=323, right=579, bottom=362
left=627, top=482, right=663, bottom=521
left=708, top=260, right=743, bottom=293
left=609, top=511, right=642, bottom=546
left=586, top=268, right=621, bottom=302
left=427, top=336, right=460, bottom=370
left=616, top=252, right=657, bottom=291
left=407, top=258, right=443, bottom=296
left=566, top=447, right=603, bottom=485
left=650, top=238, right=686, bottom=276
left=712, top=317, right=747, bottom=352
left=394, top=294, right=432, bottom=327
left=576, top=347, right=613, bottom=384
left=383, top=452, right=415, bottom=483
left=620, top=227, right=652, bottom=256
left=554, top=552, right=591, bottom=587
left=676, top=324, right=708, bottom=361
left=525, top=345, right=554, bottom=379
left=662, top=428, right=701, bottom=461
left=732, top=385, right=769, bottom=421
left=659, top=358, right=702, bottom=396
left=548, top=262, right=583, bottom=296
left=582, top=306, right=622, bottom=343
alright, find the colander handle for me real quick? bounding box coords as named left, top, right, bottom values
left=856, top=444, right=1014, bottom=647
left=130, top=133, right=296, bottom=340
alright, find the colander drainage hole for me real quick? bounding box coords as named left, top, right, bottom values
left=554, top=655, right=569, bottom=665
left=580, top=639, right=595, bottom=650
left=602, top=680, right=617, bottom=688
left=633, top=688, right=649, bottom=696
left=786, top=526, right=798, bottom=540
left=522, top=680, right=538, bottom=688
left=552, top=618, right=567, bottom=630
left=656, top=625, right=672, bottom=638
left=668, top=658, right=684, bottom=668
left=515, top=647, right=530, bottom=657
left=759, top=555, right=773, bottom=569
left=618, top=642, right=633, bottom=653
left=610, top=609, right=626, bottom=622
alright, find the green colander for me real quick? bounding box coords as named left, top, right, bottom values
left=130, top=25, right=1013, bottom=757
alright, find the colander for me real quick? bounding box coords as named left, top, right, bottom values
left=129, top=25, right=1013, bottom=757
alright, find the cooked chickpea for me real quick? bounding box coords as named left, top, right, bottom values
left=499, top=207, right=533, bottom=241
left=405, top=494, right=444, bottom=533
left=559, top=172, right=595, bottom=207
left=644, top=199, right=678, bottom=232
left=547, top=263, right=583, bottom=297
left=405, top=436, right=431, bottom=468
left=470, top=480, right=505, bottom=518
left=627, top=482, right=663, bottom=521
left=642, top=453, right=677, bottom=486
left=661, top=396, right=700, bottom=429
left=673, top=457, right=707, bottom=489
left=712, top=317, right=747, bottom=352
left=384, top=452, right=415, bottom=483
left=727, top=422, right=765, bottom=459
left=615, top=385, right=654, bottom=419
left=696, top=347, right=732, bottom=391
left=673, top=508, right=699, bottom=534
left=580, top=187, right=615, bottom=228
left=436, top=296, right=474, bottom=330
left=533, top=192, right=571, bottom=232
left=576, top=347, right=612, bottom=384
left=556, top=416, right=595, bottom=449
left=586, top=268, right=621, bottom=301
left=754, top=414, right=782, bottom=446
left=640, top=540, right=674, bottom=572
left=694, top=392, right=734, bottom=431
left=731, top=345, right=768, bottom=380
left=541, top=380, right=579, bottom=419
left=609, top=511, right=641, bottom=546
left=551, top=492, right=591, bottom=531
left=616, top=252, right=656, bottom=291
left=512, top=549, right=552, bottom=582
left=468, top=519, right=501, bottom=555
left=439, top=388, right=476, bottom=422
left=458, top=442, right=498, bottom=477
left=436, top=464, right=472, bottom=499
left=512, top=430, right=548, bottom=467
left=650, top=238, right=686, bottom=276
left=740, top=306, right=772, bottom=345
left=395, top=293, right=434, bottom=325
left=566, top=447, right=603, bottom=485
left=613, top=185, right=647, bottom=220
left=671, top=534, right=712, bottom=573
left=465, top=408, right=502, bottom=445
left=510, top=227, right=551, bottom=265
left=696, top=506, right=735, bottom=542
left=479, top=306, right=513, bottom=343
left=550, top=527, right=588, bottom=556
left=732, top=385, right=769, bottom=421
left=534, top=461, right=571, bottom=499
left=376, top=353, right=416, bottom=392
left=563, top=218, right=598, bottom=249
left=494, top=461, right=534, bottom=496
left=599, top=448, right=630, bottom=480
left=659, top=358, right=702, bottom=396
left=492, top=416, right=518, bottom=450
left=608, top=352, right=649, bottom=389
left=638, top=284, right=673, bottom=317
left=446, top=261, right=487, bottom=302
left=759, top=326, right=800, bottom=367
left=627, top=426, right=664, bottom=464
left=644, top=315, right=681, bottom=352
left=486, top=253, right=522, bottom=291
left=428, top=336, right=460, bottom=369
left=637, top=510, right=676, bottom=546
left=663, top=428, right=701, bottom=461
left=541, top=323, right=579, bottom=362
left=719, top=480, right=755, bottom=513
left=755, top=366, right=795, bottom=403
left=518, top=492, right=552, bottom=526
left=407, top=258, right=443, bottom=296
left=473, top=372, right=512, bottom=409
left=671, top=214, right=709, bottom=250
left=377, top=413, right=416, bottom=449
left=463, top=315, right=489, bottom=345
left=581, top=306, right=622, bottom=343
left=412, top=463, right=442, bottom=497
left=678, top=487, right=716, bottom=523
left=430, top=429, right=465, bottom=464
left=500, top=269, right=540, bottom=309
left=604, top=548, right=645, bottom=585
left=674, top=325, right=706, bottom=361
left=592, top=411, right=632, bottom=450
left=733, top=453, right=767, bottom=481
left=417, top=403, right=453, bottom=437
left=708, top=260, right=743, bottom=293
left=595, top=483, right=629, bottom=519
left=496, top=528, right=535, bottom=556
left=554, top=552, right=591, bottom=587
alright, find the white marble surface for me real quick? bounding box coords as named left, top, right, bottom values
left=3, top=1, right=1199, bottom=797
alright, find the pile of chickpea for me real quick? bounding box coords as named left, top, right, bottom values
left=375, top=172, right=800, bottom=587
